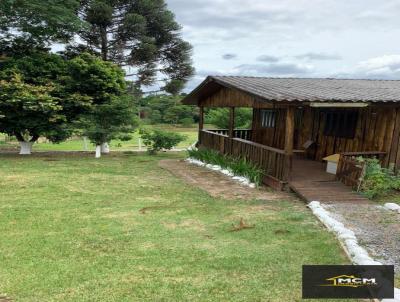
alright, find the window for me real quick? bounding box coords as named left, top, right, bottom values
left=261, top=110, right=276, bottom=128
left=323, top=110, right=358, bottom=138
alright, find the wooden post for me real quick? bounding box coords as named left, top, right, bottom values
left=228, top=107, right=235, bottom=138
left=199, top=106, right=204, bottom=145
left=199, top=106, right=204, bottom=131
left=284, top=107, right=295, bottom=181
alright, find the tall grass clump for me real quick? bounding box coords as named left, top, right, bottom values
left=187, top=148, right=264, bottom=185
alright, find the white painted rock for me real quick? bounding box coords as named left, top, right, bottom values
left=384, top=203, right=400, bottom=213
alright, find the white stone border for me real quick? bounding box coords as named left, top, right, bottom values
left=185, top=158, right=256, bottom=188
left=308, top=201, right=400, bottom=302
left=384, top=203, right=400, bottom=214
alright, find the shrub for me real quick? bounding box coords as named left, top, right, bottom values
left=140, top=128, right=186, bottom=154
left=187, top=148, right=264, bottom=185
left=179, top=117, right=194, bottom=127
left=359, top=157, right=400, bottom=198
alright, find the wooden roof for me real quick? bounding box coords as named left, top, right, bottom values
left=182, top=76, right=400, bottom=105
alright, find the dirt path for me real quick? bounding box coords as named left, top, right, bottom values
left=159, top=159, right=293, bottom=201
left=325, top=203, right=400, bottom=273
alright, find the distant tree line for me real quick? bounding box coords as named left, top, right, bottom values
left=137, top=95, right=253, bottom=129
left=138, top=95, right=198, bottom=126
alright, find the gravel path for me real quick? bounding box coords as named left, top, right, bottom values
left=325, top=203, right=400, bottom=273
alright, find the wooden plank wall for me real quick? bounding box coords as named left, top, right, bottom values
left=251, top=108, right=286, bottom=149
left=200, top=87, right=274, bottom=108
left=295, top=106, right=400, bottom=168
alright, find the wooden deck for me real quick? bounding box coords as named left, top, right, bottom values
left=289, top=157, right=369, bottom=204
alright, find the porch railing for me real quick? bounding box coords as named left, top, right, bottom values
left=336, top=151, right=386, bottom=190
left=199, top=130, right=286, bottom=181
left=206, top=129, right=252, bottom=140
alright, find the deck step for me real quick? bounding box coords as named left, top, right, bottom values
left=289, top=180, right=369, bottom=204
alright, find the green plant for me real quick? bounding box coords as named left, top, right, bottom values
left=187, top=148, right=264, bottom=185
left=140, top=129, right=186, bottom=154
left=359, top=157, right=400, bottom=198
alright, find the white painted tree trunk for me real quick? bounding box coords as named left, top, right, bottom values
left=101, top=142, right=110, bottom=153
left=83, top=136, right=88, bottom=151
left=19, top=141, right=33, bottom=155
left=95, top=145, right=101, bottom=158
left=138, top=138, right=142, bottom=151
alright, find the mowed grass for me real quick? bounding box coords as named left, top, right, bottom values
left=0, top=152, right=356, bottom=302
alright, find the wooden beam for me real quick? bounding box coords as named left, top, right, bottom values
left=284, top=107, right=295, bottom=181
left=228, top=107, right=235, bottom=138
left=199, top=106, right=204, bottom=131
left=198, top=106, right=204, bottom=144
left=309, top=102, right=369, bottom=108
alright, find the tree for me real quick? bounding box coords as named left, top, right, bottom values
left=0, top=52, right=91, bottom=154
left=75, top=0, right=194, bottom=94
left=0, top=0, right=83, bottom=44
left=67, top=53, right=138, bottom=157
left=138, top=94, right=198, bottom=125
left=206, top=108, right=253, bottom=129
left=0, top=75, right=63, bottom=154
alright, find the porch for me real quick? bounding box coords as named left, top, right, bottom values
left=199, top=128, right=385, bottom=200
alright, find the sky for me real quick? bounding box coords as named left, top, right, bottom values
left=165, top=0, right=400, bottom=92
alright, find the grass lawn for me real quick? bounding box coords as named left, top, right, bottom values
left=0, top=152, right=358, bottom=301
left=0, top=124, right=201, bottom=152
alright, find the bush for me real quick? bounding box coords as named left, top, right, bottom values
left=140, top=129, right=187, bottom=154
left=359, top=157, right=400, bottom=198
left=179, top=117, right=194, bottom=127
left=187, top=148, right=264, bottom=185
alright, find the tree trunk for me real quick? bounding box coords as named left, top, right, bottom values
left=83, top=137, right=88, bottom=151
left=101, top=142, right=110, bottom=154
left=100, top=27, right=108, bottom=61
left=95, top=145, right=102, bottom=158
left=19, top=141, right=33, bottom=155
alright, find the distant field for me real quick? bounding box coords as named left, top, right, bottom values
left=0, top=124, right=202, bottom=152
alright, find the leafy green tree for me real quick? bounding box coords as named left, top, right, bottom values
left=75, top=0, right=194, bottom=93
left=164, top=105, right=195, bottom=125
left=206, top=108, right=253, bottom=129
left=67, top=53, right=138, bottom=157
left=0, top=0, right=83, bottom=43
left=0, top=52, right=91, bottom=154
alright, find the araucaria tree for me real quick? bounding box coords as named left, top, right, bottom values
left=77, top=0, right=194, bottom=94
left=67, top=53, right=137, bottom=158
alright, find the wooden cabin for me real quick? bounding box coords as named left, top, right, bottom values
left=182, top=76, right=400, bottom=192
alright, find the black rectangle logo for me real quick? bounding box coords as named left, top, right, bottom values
left=302, top=265, right=394, bottom=299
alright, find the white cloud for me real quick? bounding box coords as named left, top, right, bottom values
left=232, top=62, right=314, bottom=77
left=295, top=52, right=342, bottom=61
left=164, top=0, right=400, bottom=91
left=358, top=55, right=400, bottom=73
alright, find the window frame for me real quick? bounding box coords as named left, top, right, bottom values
left=260, top=109, right=277, bottom=128
left=323, top=109, right=358, bottom=139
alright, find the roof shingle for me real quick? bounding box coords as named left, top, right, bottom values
left=183, top=76, right=400, bottom=104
